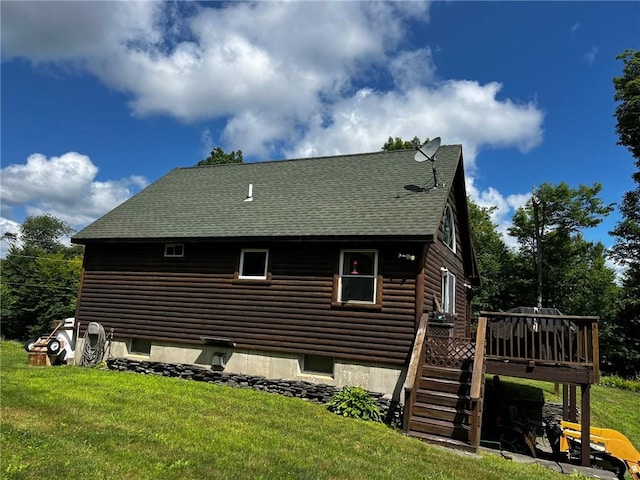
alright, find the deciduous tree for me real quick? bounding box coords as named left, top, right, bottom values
left=197, top=147, right=243, bottom=166
left=0, top=215, right=83, bottom=340
left=507, top=182, right=614, bottom=313
left=608, top=48, right=640, bottom=376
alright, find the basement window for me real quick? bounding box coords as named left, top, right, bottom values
left=164, top=243, right=184, bottom=257
left=130, top=338, right=151, bottom=356
left=239, top=249, right=269, bottom=279
left=302, top=355, right=334, bottom=376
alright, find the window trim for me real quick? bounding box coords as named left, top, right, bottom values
left=441, top=269, right=456, bottom=314
left=333, top=249, right=382, bottom=308
left=164, top=243, right=184, bottom=257
left=237, top=248, right=270, bottom=280
left=443, top=205, right=456, bottom=253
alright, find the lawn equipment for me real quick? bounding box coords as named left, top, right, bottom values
left=24, top=317, right=76, bottom=366
left=546, top=420, right=640, bottom=480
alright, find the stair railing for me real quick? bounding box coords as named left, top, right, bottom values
left=403, top=313, right=429, bottom=432
left=469, top=316, right=487, bottom=448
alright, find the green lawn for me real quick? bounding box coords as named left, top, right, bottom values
left=0, top=341, right=570, bottom=480
left=496, top=376, right=640, bottom=448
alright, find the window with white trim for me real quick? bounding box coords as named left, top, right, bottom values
left=164, top=244, right=184, bottom=257
left=443, top=205, right=456, bottom=252
left=239, top=249, right=269, bottom=279
left=338, top=250, right=378, bottom=303
left=441, top=269, right=456, bottom=313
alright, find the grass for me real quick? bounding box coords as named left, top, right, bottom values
left=3, top=343, right=638, bottom=479
left=0, top=341, right=568, bottom=480
left=494, top=376, right=640, bottom=449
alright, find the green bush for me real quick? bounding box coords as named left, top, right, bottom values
left=599, top=375, right=640, bottom=393
left=327, top=386, right=382, bottom=422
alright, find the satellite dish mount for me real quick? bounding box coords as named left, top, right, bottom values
left=414, top=137, right=445, bottom=192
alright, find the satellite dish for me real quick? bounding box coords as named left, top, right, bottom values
left=414, top=137, right=441, bottom=163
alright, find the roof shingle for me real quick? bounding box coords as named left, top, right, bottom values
left=72, top=146, right=463, bottom=242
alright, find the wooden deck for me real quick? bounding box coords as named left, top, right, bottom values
left=405, top=311, right=599, bottom=465
left=482, top=311, right=599, bottom=384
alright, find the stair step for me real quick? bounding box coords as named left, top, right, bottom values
left=407, top=431, right=477, bottom=453
left=419, top=377, right=471, bottom=395
left=409, top=416, right=471, bottom=442
left=422, top=365, right=473, bottom=382
left=415, top=389, right=472, bottom=409
left=412, top=402, right=472, bottom=424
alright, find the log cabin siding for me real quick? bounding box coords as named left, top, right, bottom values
left=421, top=184, right=469, bottom=337
left=77, top=242, right=421, bottom=365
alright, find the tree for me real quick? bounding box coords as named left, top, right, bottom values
left=197, top=147, right=243, bottom=166
left=0, top=215, right=83, bottom=340
left=508, top=182, right=614, bottom=312
left=19, top=214, right=75, bottom=253
left=382, top=136, right=423, bottom=151
left=613, top=49, right=640, bottom=162
left=608, top=49, right=640, bottom=376
left=467, top=200, right=520, bottom=312
left=610, top=49, right=640, bottom=267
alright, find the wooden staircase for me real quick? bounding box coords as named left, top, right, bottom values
left=404, top=316, right=487, bottom=453
left=408, top=361, right=480, bottom=452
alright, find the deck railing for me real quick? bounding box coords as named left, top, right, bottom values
left=480, top=311, right=599, bottom=377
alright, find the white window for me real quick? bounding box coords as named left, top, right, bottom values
left=441, top=269, right=456, bottom=313
left=239, top=249, right=269, bottom=279
left=338, top=250, right=378, bottom=304
left=443, top=205, right=456, bottom=252
left=164, top=244, right=184, bottom=257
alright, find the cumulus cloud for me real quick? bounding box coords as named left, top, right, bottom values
left=284, top=81, right=544, bottom=170
left=0, top=218, right=21, bottom=258
left=466, top=180, right=532, bottom=249
left=0, top=152, right=148, bottom=229
left=2, top=1, right=545, bottom=236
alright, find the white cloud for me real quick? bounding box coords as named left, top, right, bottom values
left=284, top=81, right=544, bottom=171
left=2, top=0, right=545, bottom=240
left=1, top=1, right=161, bottom=63
left=200, top=127, right=213, bottom=158
left=583, top=46, right=598, bottom=66
left=466, top=179, right=533, bottom=250
left=571, top=22, right=581, bottom=35
left=0, top=152, right=148, bottom=230
left=0, top=218, right=21, bottom=258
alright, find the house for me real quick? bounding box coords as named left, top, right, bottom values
left=72, top=145, right=479, bottom=398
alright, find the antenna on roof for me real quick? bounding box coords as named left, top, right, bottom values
left=414, top=137, right=445, bottom=191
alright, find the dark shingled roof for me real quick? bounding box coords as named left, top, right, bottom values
left=72, top=146, right=463, bottom=242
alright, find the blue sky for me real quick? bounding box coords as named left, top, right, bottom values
left=1, top=1, right=638, bottom=258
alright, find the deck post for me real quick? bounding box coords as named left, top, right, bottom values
left=569, top=386, right=577, bottom=422
left=580, top=383, right=591, bottom=467
left=562, top=384, right=569, bottom=420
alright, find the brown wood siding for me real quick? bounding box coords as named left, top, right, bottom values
left=77, top=242, right=422, bottom=365
left=422, top=183, right=469, bottom=337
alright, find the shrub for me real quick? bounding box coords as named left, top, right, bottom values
left=599, top=375, right=640, bottom=393
left=327, top=386, right=382, bottom=422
